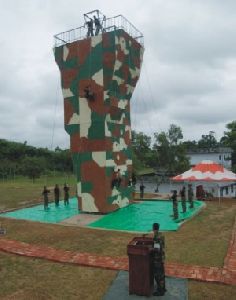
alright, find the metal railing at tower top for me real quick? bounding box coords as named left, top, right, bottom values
left=54, top=14, right=144, bottom=48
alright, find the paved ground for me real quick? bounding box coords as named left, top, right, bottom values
left=61, top=213, right=103, bottom=226
left=103, top=271, right=188, bottom=300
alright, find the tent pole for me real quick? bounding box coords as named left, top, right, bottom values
left=218, top=183, right=220, bottom=205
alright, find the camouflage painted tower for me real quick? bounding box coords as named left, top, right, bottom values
left=54, top=10, right=144, bottom=213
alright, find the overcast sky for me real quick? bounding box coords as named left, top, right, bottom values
left=0, top=0, right=235, bottom=149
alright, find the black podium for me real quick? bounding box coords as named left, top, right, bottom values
left=127, top=237, right=154, bottom=296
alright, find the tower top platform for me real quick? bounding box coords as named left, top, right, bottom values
left=54, top=10, right=144, bottom=48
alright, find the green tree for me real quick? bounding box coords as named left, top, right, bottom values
left=220, top=121, right=236, bottom=170
left=131, top=131, right=153, bottom=168
left=153, top=124, right=190, bottom=174
left=52, top=148, right=73, bottom=173
left=198, top=131, right=218, bottom=149
left=0, top=139, right=74, bottom=177
left=21, top=157, right=46, bottom=182
left=174, top=143, right=190, bottom=173
left=153, top=131, right=169, bottom=168
left=182, top=140, right=198, bottom=151
left=131, top=149, right=144, bottom=173
left=168, top=124, right=183, bottom=145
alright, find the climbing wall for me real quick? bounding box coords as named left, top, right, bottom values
left=54, top=29, right=144, bottom=213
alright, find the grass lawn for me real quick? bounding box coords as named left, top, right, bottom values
left=188, top=280, right=236, bottom=300
left=0, top=175, right=77, bottom=211
left=0, top=199, right=235, bottom=267
left=0, top=252, right=116, bottom=300
left=165, top=199, right=236, bottom=266
left=0, top=177, right=236, bottom=299
left=0, top=252, right=236, bottom=300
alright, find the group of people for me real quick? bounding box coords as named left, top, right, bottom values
left=42, top=184, right=70, bottom=210
left=111, top=169, right=137, bottom=190
left=170, top=184, right=194, bottom=220
left=86, top=15, right=103, bottom=37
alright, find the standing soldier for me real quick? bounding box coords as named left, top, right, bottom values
left=54, top=184, right=60, bottom=207
left=188, top=184, right=194, bottom=209
left=171, top=190, right=179, bottom=220
left=152, top=223, right=166, bottom=296
left=132, top=172, right=137, bottom=187
left=42, top=186, right=50, bottom=210
left=111, top=168, right=122, bottom=189
left=111, top=169, right=117, bottom=189
left=93, top=15, right=102, bottom=35
left=116, top=169, right=122, bottom=188
left=86, top=18, right=94, bottom=37
left=180, top=186, right=187, bottom=213
left=63, top=183, right=70, bottom=206
left=140, top=181, right=145, bottom=199
left=128, top=177, right=132, bottom=187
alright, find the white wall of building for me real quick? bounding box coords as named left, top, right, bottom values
left=219, top=184, right=236, bottom=198
left=136, top=180, right=236, bottom=198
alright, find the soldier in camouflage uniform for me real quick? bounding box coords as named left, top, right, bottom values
left=188, top=184, right=194, bottom=209
left=152, top=223, right=166, bottom=296
left=86, top=18, right=94, bottom=37
left=180, top=186, right=186, bottom=213
left=63, top=183, right=70, bottom=206
left=132, top=173, right=137, bottom=187
left=140, top=181, right=145, bottom=199
left=171, top=190, right=179, bottom=220
left=94, top=16, right=102, bottom=35
left=116, top=169, right=122, bottom=188
left=54, top=184, right=60, bottom=207
left=84, top=85, right=95, bottom=101
left=42, top=186, right=50, bottom=210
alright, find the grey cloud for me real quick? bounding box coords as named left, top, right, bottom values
left=143, top=1, right=236, bottom=66
left=0, top=0, right=236, bottom=148
left=132, top=62, right=223, bottom=115
left=169, top=96, right=236, bottom=126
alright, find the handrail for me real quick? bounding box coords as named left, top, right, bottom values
left=54, top=14, right=144, bottom=47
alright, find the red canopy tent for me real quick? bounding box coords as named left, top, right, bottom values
left=172, top=160, right=236, bottom=182
left=171, top=160, right=236, bottom=202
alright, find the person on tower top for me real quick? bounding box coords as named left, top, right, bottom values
left=94, top=16, right=102, bottom=35
left=86, top=18, right=94, bottom=37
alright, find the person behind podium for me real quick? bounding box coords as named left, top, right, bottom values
left=152, top=222, right=166, bottom=296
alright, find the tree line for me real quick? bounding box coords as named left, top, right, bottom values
left=0, top=140, right=73, bottom=181
left=0, top=120, right=235, bottom=181
left=132, top=120, right=236, bottom=174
